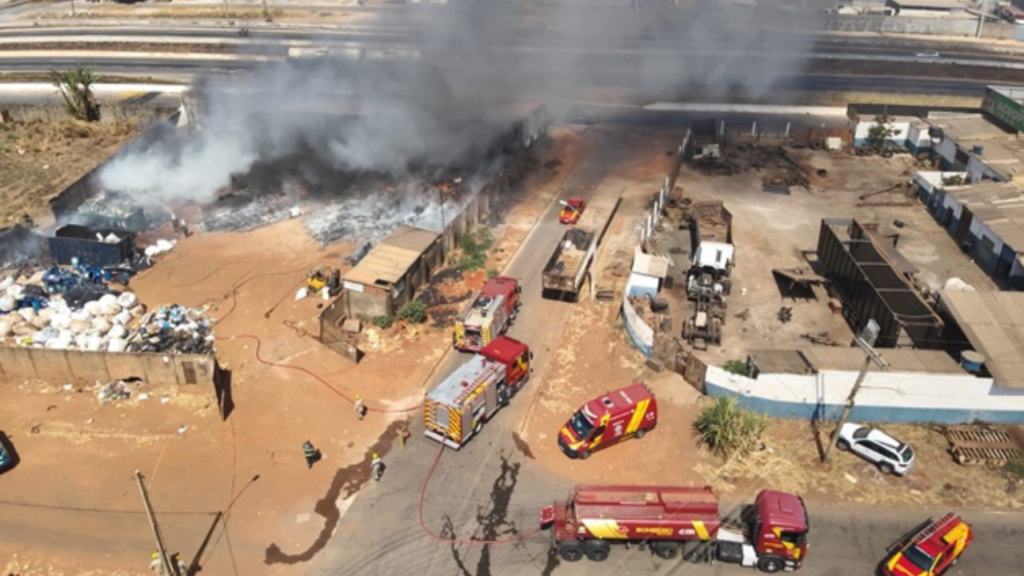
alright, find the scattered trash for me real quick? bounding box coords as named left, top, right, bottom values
left=95, top=378, right=143, bottom=404
left=178, top=425, right=188, bottom=434
left=126, top=304, right=215, bottom=354
left=844, top=473, right=858, bottom=484
left=295, top=288, right=308, bottom=301
left=144, top=239, right=177, bottom=258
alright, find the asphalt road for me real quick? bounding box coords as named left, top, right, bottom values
left=298, top=131, right=1024, bottom=576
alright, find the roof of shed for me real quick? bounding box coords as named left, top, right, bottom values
left=938, top=290, right=1024, bottom=389
left=343, top=224, right=439, bottom=287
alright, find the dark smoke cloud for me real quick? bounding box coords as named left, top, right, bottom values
left=99, top=0, right=830, bottom=203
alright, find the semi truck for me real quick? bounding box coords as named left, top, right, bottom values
left=423, top=336, right=531, bottom=449
left=541, top=485, right=809, bottom=573
left=686, top=200, right=734, bottom=300
left=558, top=383, right=657, bottom=460
left=453, top=276, right=521, bottom=352
left=542, top=192, right=621, bottom=301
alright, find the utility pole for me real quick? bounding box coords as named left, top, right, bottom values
left=135, top=470, right=177, bottom=576
left=977, top=0, right=991, bottom=38
left=822, top=338, right=888, bottom=463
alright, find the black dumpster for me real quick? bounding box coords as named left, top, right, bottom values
left=47, top=225, right=137, bottom=267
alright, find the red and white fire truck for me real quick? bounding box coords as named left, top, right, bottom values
left=453, top=276, right=521, bottom=352
left=882, top=512, right=973, bottom=576
left=423, top=336, right=531, bottom=449
left=541, top=485, right=809, bottom=573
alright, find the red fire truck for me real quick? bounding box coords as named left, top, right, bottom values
left=882, top=512, right=973, bottom=576
left=453, top=276, right=521, bottom=352
left=423, top=336, right=531, bottom=449
left=558, top=383, right=657, bottom=459
left=541, top=485, right=809, bottom=573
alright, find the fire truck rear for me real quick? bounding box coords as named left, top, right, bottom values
left=423, top=336, right=531, bottom=449
left=541, top=485, right=809, bottom=573
left=453, top=276, right=521, bottom=352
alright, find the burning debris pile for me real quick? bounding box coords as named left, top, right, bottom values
left=0, top=270, right=215, bottom=354
left=67, top=191, right=153, bottom=231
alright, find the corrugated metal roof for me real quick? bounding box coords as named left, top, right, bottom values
left=343, top=224, right=439, bottom=287
left=632, top=247, right=671, bottom=279
left=945, top=183, right=1024, bottom=252
left=749, top=347, right=963, bottom=374
left=939, top=290, right=1024, bottom=389
left=891, top=0, right=968, bottom=9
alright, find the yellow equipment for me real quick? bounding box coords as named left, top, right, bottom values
left=307, top=266, right=341, bottom=295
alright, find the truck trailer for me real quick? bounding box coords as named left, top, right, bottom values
left=423, top=336, right=531, bottom=449
left=541, top=485, right=809, bottom=573
left=542, top=228, right=597, bottom=301
left=542, top=192, right=622, bottom=301
left=453, top=276, right=521, bottom=352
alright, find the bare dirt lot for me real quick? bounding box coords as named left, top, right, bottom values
left=0, top=111, right=149, bottom=225
left=521, top=137, right=1023, bottom=512
left=0, top=128, right=579, bottom=576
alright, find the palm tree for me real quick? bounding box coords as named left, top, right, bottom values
left=50, top=66, right=101, bottom=122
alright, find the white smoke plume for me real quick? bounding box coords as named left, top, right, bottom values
left=99, top=0, right=832, bottom=204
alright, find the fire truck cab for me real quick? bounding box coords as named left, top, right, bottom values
left=453, top=276, right=521, bottom=352
left=423, top=336, right=531, bottom=449
left=558, top=383, right=657, bottom=459
left=882, top=512, right=973, bottom=576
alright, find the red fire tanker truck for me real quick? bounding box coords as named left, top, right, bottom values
left=541, top=485, right=809, bottom=573
left=423, top=336, right=531, bottom=449
left=453, top=276, right=521, bottom=352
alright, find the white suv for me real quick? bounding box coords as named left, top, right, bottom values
left=837, top=423, right=915, bottom=476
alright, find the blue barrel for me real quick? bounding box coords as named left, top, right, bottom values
left=960, top=351, right=985, bottom=373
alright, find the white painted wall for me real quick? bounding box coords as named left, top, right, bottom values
left=706, top=365, right=1022, bottom=413
left=969, top=217, right=1006, bottom=255
left=941, top=189, right=964, bottom=219
left=854, top=120, right=912, bottom=145
left=936, top=137, right=958, bottom=165
left=965, top=155, right=1004, bottom=183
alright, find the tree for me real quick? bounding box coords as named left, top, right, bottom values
left=50, top=66, right=101, bottom=122
left=866, top=113, right=902, bottom=154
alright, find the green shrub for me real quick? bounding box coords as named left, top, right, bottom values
left=396, top=300, right=427, bottom=324
left=486, top=269, right=500, bottom=279
left=695, top=396, right=769, bottom=461
left=723, top=359, right=748, bottom=376
left=372, top=315, right=393, bottom=329
left=458, top=228, right=495, bottom=271
left=1004, top=461, right=1024, bottom=479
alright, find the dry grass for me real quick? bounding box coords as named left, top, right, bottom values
left=0, top=111, right=150, bottom=224
left=695, top=419, right=1024, bottom=510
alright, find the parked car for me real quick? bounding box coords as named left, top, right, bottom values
left=837, top=423, right=915, bottom=475
left=0, top=431, right=16, bottom=473
left=559, top=197, right=586, bottom=225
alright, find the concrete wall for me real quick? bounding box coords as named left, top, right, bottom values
left=0, top=347, right=218, bottom=387
left=824, top=15, right=1015, bottom=38
left=704, top=365, right=1024, bottom=424
left=622, top=276, right=654, bottom=357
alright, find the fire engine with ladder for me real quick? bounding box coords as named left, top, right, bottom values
left=882, top=512, right=973, bottom=576
left=453, top=276, right=521, bottom=352
left=423, top=336, right=531, bottom=449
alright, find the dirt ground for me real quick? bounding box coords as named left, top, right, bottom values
left=521, top=139, right=1024, bottom=513
left=0, top=128, right=581, bottom=576
left=0, top=112, right=148, bottom=225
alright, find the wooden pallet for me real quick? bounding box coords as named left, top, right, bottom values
left=944, top=427, right=1024, bottom=466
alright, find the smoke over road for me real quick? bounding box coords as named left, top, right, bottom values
left=99, top=0, right=830, bottom=208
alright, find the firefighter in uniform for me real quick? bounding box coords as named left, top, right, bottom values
left=303, top=440, right=319, bottom=469
left=371, top=453, right=385, bottom=481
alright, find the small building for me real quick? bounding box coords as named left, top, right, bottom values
left=627, top=247, right=671, bottom=299
left=887, top=0, right=969, bottom=17
left=336, top=224, right=443, bottom=321
left=927, top=181, right=1024, bottom=286
left=937, top=290, right=1024, bottom=388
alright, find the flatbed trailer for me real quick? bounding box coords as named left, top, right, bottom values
left=542, top=192, right=621, bottom=301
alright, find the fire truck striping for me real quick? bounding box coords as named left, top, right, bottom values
left=418, top=440, right=543, bottom=545
left=625, top=398, right=650, bottom=435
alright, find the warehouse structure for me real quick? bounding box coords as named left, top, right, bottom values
left=817, top=219, right=945, bottom=348
left=936, top=289, right=1024, bottom=388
